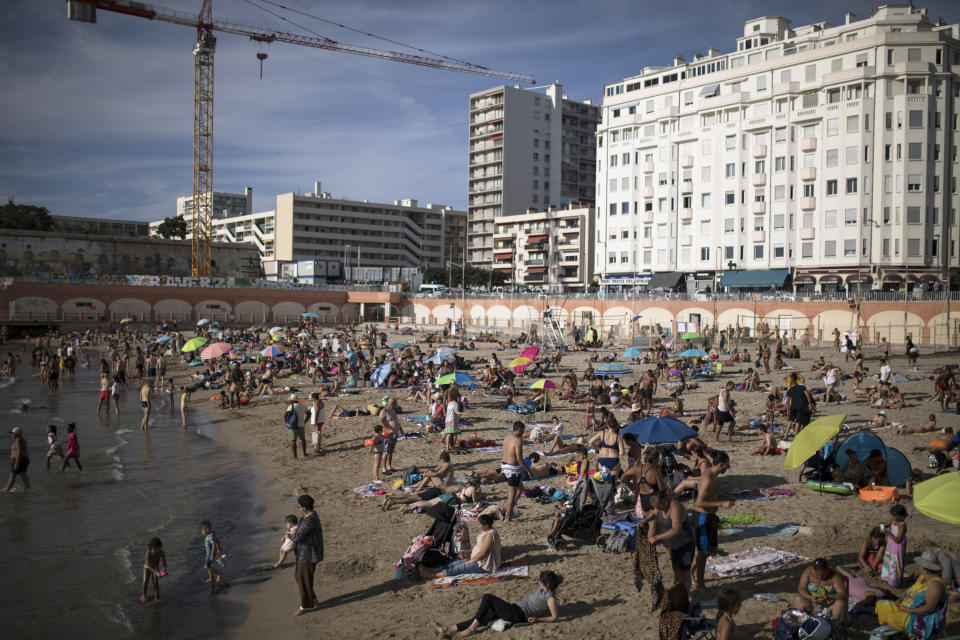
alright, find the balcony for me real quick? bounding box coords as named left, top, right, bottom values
left=680, top=182, right=694, bottom=194
left=800, top=167, right=817, bottom=181
left=800, top=197, right=816, bottom=211
left=752, top=144, right=768, bottom=158
left=679, top=208, right=693, bottom=220
left=680, top=235, right=692, bottom=246
left=642, top=161, right=655, bottom=173
left=751, top=200, right=766, bottom=214
left=642, top=237, right=654, bottom=248
left=800, top=227, right=816, bottom=240
left=680, top=155, right=694, bottom=168
left=752, top=230, right=766, bottom=243
left=800, top=137, right=817, bottom=152
left=752, top=173, right=767, bottom=186
left=642, top=187, right=654, bottom=199
left=642, top=211, right=654, bottom=224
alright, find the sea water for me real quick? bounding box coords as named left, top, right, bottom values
left=0, top=366, right=264, bottom=638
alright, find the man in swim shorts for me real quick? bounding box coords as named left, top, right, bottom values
left=6, top=426, right=29, bottom=492
left=691, top=450, right=734, bottom=592
left=139, top=381, right=152, bottom=431
left=98, top=373, right=111, bottom=416
left=501, top=421, right=531, bottom=524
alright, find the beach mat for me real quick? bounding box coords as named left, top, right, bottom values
left=432, top=562, right=528, bottom=589
left=731, top=488, right=795, bottom=501
left=706, top=545, right=807, bottom=578
left=720, top=523, right=800, bottom=540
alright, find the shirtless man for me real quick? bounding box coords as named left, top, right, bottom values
left=691, top=450, right=734, bottom=592
left=377, top=398, right=402, bottom=475
left=639, top=371, right=657, bottom=412
left=98, top=373, right=111, bottom=416
left=139, top=381, right=152, bottom=431
left=155, top=353, right=166, bottom=390
left=5, top=427, right=29, bottom=492
left=501, top=421, right=531, bottom=523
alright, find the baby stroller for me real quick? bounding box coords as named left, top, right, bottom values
left=546, top=476, right=617, bottom=550
left=397, top=501, right=458, bottom=578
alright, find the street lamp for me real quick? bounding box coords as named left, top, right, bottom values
left=448, top=248, right=467, bottom=338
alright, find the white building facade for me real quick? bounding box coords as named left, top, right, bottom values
left=596, top=5, right=960, bottom=293
left=469, top=83, right=598, bottom=267
left=491, top=204, right=595, bottom=291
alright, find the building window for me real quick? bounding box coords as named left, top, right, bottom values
left=826, top=118, right=839, bottom=136
left=846, top=178, right=858, bottom=193
left=609, top=203, right=617, bottom=215
left=724, top=218, right=735, bottom=233
left=906, top=206, right=922, bottom=224
left=907, top=174, right=922, bottom=191
left=844, top=208, right=857, bottom=225
left=608, top=252, right=616, bottom=264
left=700, top=247, right=710, bottom=261
left=825, top=210, right=837, bottom=227
left=802, top=242, right=813, bottom=258
left=909, top=110, right=923, bottom=128
left=844, top=239, right=856, bottom=256
left=908, top=143, right=922, bottom=160
left=846, top=146, right=858, bottom=164
left=907, top=48, right=921, bottom=62
left=774, top=245, right=784, bottom=258
left=701, top=193, right=712, bottom=208
left=824, top=240, right=836, bottom=257
left=774, top=156, right=785, bottom=172
left=826, top=180, right=838, bottom=196
left=621, top=202, right=630, bottom=214
left=907, top=238, right=921, bottom=256
left=725, top=135, right=736, bottom=150
left=725, top=163, right=736, bottom=178
left=753, top=245, right=764, bottom=259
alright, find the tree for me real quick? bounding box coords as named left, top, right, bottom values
left=0, top=198, right=55, bottom=231
left=156, top=215, right=187, bottom=239
left=422, top=265, right=507, bottom=289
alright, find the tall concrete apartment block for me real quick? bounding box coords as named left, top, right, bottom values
left=596, top=5, right=960, bottom=293
left=468, top=83, right=598, bottom=267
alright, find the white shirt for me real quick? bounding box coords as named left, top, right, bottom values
left=880, top=364, right=891, bottom=382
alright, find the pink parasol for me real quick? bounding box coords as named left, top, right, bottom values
left=200, top=342, right=233, bottom=361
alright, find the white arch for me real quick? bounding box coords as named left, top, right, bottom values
left=153, top=298, right=193, bottom=320
left=810, top=309, right=857, bottom=339
left=717, top=307, right=757, bottom=331
left=10, top=296, right=58, bottom=319
left=513, top=304, right=539, bottom=324
left=865, top=310, right=925, bottom=345
left=569, top=305, right=601, bottom=326
left=433, top=303, right=462, bottom=323
left=108, top=298, right=151, bottom=319
left=412, top=303, right=432, bottom=324
left=235, top=300, right=270, bottom=322
left=271, top=301, right=306, bottom=321
left=634, top=306, right=674, bottom=332
left=62, top=297, right=106, bottom=321
left=601, top=305, right=634, bottom=328
left=340, top=303, right=360, bottom=322
left=676, top=306, right=714, bottom=327
left=469, top=304, right=486, bottom=323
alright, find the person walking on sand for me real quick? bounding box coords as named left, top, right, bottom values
left=139, top=381, right=152, bottom=431
left=285, top=394, right=308, bottom=459
left=691, top=450, right=735, bottom=593
left=501, top=421, right=532, bottom=524
left=378, top=397, right=402, bottom=474
left=6, top=426, right=29, bottom=492
left=290, top=494, right=324, bottom=616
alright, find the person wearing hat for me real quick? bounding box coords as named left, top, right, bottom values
left=288, top=494, right=324, bottom=616
left=875, top=549, right=948, bottom=637
left=284, top=394, right=308, bottom=459
left=5, top=426, right=29, bottom=492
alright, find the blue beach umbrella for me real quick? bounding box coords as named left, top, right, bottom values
left=594, top=363, right=633, bottom=377
left=678, top=348, right=709, bottom=358
left=426, top=354, right=453, bottom=364
left=621, top=416, right=698, bottom=444
left=372, top=362, right=392, bottom=386
left=623, top=347, right=643, bottom=358
left=197, top=318, right=211, bottom=326
left=301, top=312, right=319, bottom=318
left=156, top=336, right=173, bottom=343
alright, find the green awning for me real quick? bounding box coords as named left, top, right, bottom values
left=720, top=269, right=790, bottom=289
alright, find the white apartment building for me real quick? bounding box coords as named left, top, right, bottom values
left=596, top=5, right=960, bottom=293
left=469, top=83, right=598, bottom=267
left=152, top=182, right=467, bottom=274
left=491, top=204, right=595, bottom=291
left=177, top=188, right=253, bottom=219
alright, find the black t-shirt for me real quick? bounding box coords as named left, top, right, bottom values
left=785, top=384, right=809, bottom=413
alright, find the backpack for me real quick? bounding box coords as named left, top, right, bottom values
left=285, top=406, right=299, bottom=429
left=401, top=466, right=420, bottom=486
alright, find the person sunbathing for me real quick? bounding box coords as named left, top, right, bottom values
left=410, top=452, right=455, bottom=491
left=862, top=411, right=888, bottom=431
left=913, top=427, right=957, bottom=454
left=329, top=403, right=380, bottom=419
left=811, top=355, right=826, bottom=372
left=898, top=413, right=937, bottom=435
left=382, top=478, right=484, bottom=512
left=470, top=452, right=561, bottom=484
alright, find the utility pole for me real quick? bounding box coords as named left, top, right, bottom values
left=462, top=247, right=467, bottom=337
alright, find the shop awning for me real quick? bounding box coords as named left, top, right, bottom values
left=526, top=266, right=547, bottom=274
left=794, top=274, right=816, bottom=284
left=819, top=274, right=842, bottom=284
left=700, top=83, right=720, bottom=97
left=525, top=235, right=547, bottom=243
left=647, top=271, right=684, bottom=290
left=493, top=252, right=513, bottom=259
left=845, top=274, right=873, bottom=284
left=719, top=269, right=790, bottom=289
left=493, top=265, right=512, bottom=271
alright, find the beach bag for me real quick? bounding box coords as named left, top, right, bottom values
left=401, top=466, right=420, bottom=485
left=868, top=626, right=906, bottom=640
left=860, top=486, right=899, bottom=503
left=451, top=520, right=471, bottom=559
left=284, top=407, right=298, bottom=429
left=773, top=611, right=832, bottom=640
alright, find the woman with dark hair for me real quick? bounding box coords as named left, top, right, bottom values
left=420, top=514, right=501, bottom=579
left=432, top=570, right=562, bottom=637
left=645, top=490, right=694, bottom=591
left=716, top=588, right=742, bottom=640
left=792, top=557, right=848, bottom=623
left=621, top=446, right=667, bottom=517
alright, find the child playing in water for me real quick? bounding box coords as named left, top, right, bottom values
left=179, top=385, right=189, bottom=429
left=45, top=424, right=64, bottom=469
left=199, top=520, right=223, bottom=594
left=140, top=537, right=167, bottom=602
left=273, top=515, right=298, bottom=568
left=62, top=422, right=82, bottom=472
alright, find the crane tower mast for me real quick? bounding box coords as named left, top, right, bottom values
left=66, top=0, right=535, bottom=276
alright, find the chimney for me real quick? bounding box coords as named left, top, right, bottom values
left=844, top=12, right=856, bottom=25
left=707, top=46, right=721, bottom=57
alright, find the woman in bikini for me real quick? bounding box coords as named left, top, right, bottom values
left=588, top=416, right=623, bottom=475
left=621, top=447, right=667, bottom=517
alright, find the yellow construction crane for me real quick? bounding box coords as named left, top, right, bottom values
left=67, top=0, right=534, bottom=276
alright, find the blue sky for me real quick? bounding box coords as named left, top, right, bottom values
left=1, top=0, right=957, bottom=221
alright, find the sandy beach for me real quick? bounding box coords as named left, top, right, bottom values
left=165, top=327, right=960, bottom=640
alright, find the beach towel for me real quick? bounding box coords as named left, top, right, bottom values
left=351, top=484, right=388, bottom=499
left=403, top=414, right=431, bottom=426
left=431, top=563, right=528, bottom=588
left=706, top=545, right=807, bottom=578
left=720, top=523, right=800, bottom=540
left=731, top=488, right=795, bottom=501
left=719, top=512, right=770, bottom=528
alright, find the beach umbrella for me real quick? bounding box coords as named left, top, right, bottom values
left=390, top=342, right=407, bottom=348
left=297, top=332, right=311, bottom=337
left=269, top=326, right=284, bottom=333
left=681, top=332, right=701, bottom=340
left=528, top=379, right=557, bottom=390
left=623, top=347, right=643, bottom=358
left=913, top=473, right=960, bottom=525
left=156, top=336, right=173, bottom=343
left=509, top=356, right=534, bottom=373
left=200, top=342, right=232, bottom=361
left=271, top=334, right=285, bottom=342
left=520, top=346, right=540, bottom=360
left=260, top=345, right=285, bottom=357
left=436, top=372, right=475, bottom=386
left=621, top=416, right=698, bottom=444
left=783, top=414, right=847, bottom=470
left=426, top=354, right=452, bottom=364
left=678, top=348, right=709, bottom=358
left=301, top=312, right=319, bottom=318
left=181, top=337, right=208, bottom=352
left=372, top=362, right=392, bottom=386
left=119, top=317, right=134, bottom=324
left=594, top=363, right=633, bottom=377
left=197, top=318, right=211, bottom=326
left=437, top=347, right=457, bottom=354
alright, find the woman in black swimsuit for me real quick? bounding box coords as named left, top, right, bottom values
left=621, top=447, right=667, bottom=515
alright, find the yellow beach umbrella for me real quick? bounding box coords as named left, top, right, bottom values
left=181, top=336, right=209, bottom=353
left=783, top=414, right=847, bottom=470
left=913, top=473, right=960, bottom=525
left=509, top=356, right=533, bottom=368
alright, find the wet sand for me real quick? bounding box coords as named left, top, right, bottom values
left=178, top=330, right=960, bottom=640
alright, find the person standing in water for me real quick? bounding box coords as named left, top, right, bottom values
left=6, top=426, right=29, bottom=492
left=139, top=381, right=152, bottom=431
left=62, top=422, right=82, bottom=472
